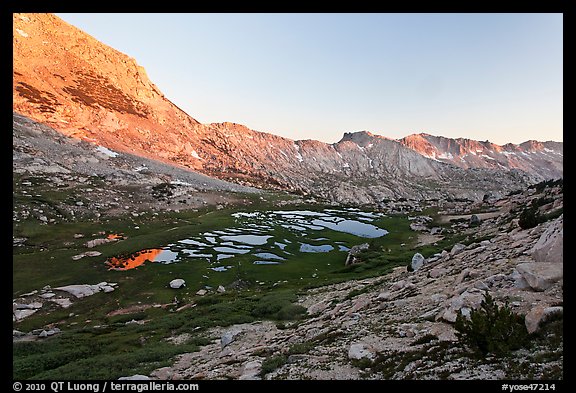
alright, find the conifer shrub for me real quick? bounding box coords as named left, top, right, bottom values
left=454, top=292, right=528, bottom=357
left=518, top=206, right=540, bottom=229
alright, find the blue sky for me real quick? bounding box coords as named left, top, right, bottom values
left=57, top=13, right=563, bottom=145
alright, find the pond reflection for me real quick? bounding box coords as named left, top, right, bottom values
left=106, top=249, right=163, bottom=270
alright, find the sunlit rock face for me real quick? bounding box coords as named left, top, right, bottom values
left=399, top=133, right=562, bottom=181
left=13, top=13, right=560, bottom=204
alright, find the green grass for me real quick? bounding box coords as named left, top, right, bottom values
left=13, top=325, right=209, bottom=380
left=13, top=288, right=310, bottom=379
left=13, top=184, right=434, bottom=379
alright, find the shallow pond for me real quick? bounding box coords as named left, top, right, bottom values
left=106, top=208, right=388, bottom=272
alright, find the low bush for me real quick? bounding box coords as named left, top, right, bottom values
left=518, top=207, right=540, bottom=229
left=454, top=292, right=528, bottom=357
left=260, top=354, right=287, bottom=376
left=251, top=291, right=306, bottom=321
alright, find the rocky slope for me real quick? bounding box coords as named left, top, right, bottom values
left=149, top=181, right=563, bottom=380
left=399, top=133, right=563, bottom=181
left=13, top=112, right=260, bottom=225
left=13, top=13, right=559, bottom=204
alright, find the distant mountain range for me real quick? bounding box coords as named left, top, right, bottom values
left=399, top=133, right=562, bottom=180
left=13, top=13, right=562, bottom=204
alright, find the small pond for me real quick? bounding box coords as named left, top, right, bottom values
left=106, top=208, right=388, bottom=272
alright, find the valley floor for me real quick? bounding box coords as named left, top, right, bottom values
left=13, top=114, right=563, bottom=381
left=13, top=181, right=563, bottom=381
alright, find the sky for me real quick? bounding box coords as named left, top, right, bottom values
left=56, top=13, right=563, bottom=145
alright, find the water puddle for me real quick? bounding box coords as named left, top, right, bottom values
left=310, top=218, right=387, bottom=238
left=299, top=243, right=334, bottom=253
left=275, top=242, right=287, bottom=250
left=253, top=252, right=286, bottom=261
left=210, top=265, right=233, bottom=272
left=184, top=251, right=213, bottom=258
left=214, top=246, right=252, bottom=254
left=107, top=208, right=388, bottom=272
left=220, top=234, right=272, bottom=245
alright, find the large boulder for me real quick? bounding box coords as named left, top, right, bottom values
left=410, top=223, right=428, bottom=232
left=85, top=238, right=113, bottom=248
left=14, top=309, right=38, bottom=321
left=525, top=305, right=563, bottom=334
left=441, top=290, right=485, bottom=323
left=348, top=342, right=376, bottom=360
left=54, top=284, right=101, bottom=298
left=239, top=360, right=262, bottom=380
left=470, top=214, right=481, bottom=226
left=169, top=279, right=186, bottom=289
left=118, top=375, right=151, bottom=380
left=515, top=263, right=563, bottom=291
left=54, top=282, right=117, bottom=297
left=531, top=216, right=563, bottom=263
left=450, top=243, right=466, bottom=256
left=345, top=243, right=369, bottom=266
left=221, top=331, right=236, bottom=348
left=411, top=253, right=426, bottom=271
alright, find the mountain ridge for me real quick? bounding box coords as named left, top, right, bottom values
left=13, top=13, right=562, bottom=204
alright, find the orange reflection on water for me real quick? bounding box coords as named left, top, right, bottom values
left=106, top=249, right=162, bottom=270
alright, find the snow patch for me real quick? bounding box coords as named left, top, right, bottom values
left=423, top=152, right=440, bottom=162
left=170, top=180, right=193, bottom=186
left=293, top=144, right=304, bottom=162
left=437, top=152, right=453, bottom=160
left=367, top=143, right=373, bottom=148
left=16, top=29, right=28, bottom=38
left=95, top=146, right=118, bottom=158
left=481, top=154, right=495, bottom=160
left=190, top=150, right=202, bottom=160
left=343, top=162, right=350, bottom=168
left=368, top=159, right=373, bottom=169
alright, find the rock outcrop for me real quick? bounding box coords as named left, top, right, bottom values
left=411, top=253, right=426, bottom=271
left=345, top=243, right=369, bottom=266
left=169, top=279, right=186, bottom=289
left=531, top=215, right=563, bottom=263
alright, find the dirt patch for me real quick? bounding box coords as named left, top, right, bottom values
left=416, top=233, right=444, bottom=247
left=106, top=304, right=155, bottom=317
left=436, top=210, right=503, bottom=224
